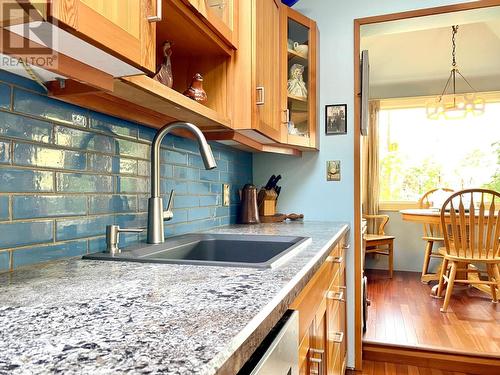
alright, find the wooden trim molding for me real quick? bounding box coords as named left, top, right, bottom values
left=363, top=343, right=500, bottom=375
left=379, top=201, right=419, bottom=211
left=353, top=0, right=500, bottom=371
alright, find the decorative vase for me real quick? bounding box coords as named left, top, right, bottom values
left=153, top=41, right=173, bottom=88
left=183, top=73, right=208, bottom=104
left=281, top=0, right=300, bottom=7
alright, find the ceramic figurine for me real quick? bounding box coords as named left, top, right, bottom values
left=287, top=63, right=307, bottom=99
left=153, top=41, right=173, bottom=88
left=183, top=73, right=208, bottom=104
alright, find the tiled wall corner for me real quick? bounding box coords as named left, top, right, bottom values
left=0, top=70, right=252, bottom=273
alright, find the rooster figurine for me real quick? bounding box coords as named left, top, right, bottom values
left=183, top=73, right=208, bottom=104
left=153, top=41, right=173, bottom=88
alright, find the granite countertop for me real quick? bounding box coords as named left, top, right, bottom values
left=0, top=221, right=349, bottom=375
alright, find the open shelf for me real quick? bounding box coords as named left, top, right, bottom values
left=114, top=75, right=231, bottom=130
left=287, top=49, right=308, bottom=61
left=152, top=0, right=233, bottom=123
left=288, top=94, right=308, bottom=102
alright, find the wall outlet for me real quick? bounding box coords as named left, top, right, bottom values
left=223, top=184, right=230, bottom=206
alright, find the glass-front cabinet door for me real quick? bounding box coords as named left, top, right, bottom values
left=281, top=6, right=318, bottom=149
left=184, top=0, right=237, bottom=48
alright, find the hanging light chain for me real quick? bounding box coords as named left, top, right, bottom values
left=451, top=25, right=458, bottom=68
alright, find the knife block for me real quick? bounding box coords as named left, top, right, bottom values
left=258, top=188, right=278, bottom=217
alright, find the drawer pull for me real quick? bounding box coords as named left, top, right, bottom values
left=256, top=86, right=265, bottom=105
left=327, top=256, right=343, bottom=264
left=309, top=348, right=324, bottom=375
left=283, top=109, right=290, bottom=123
left=148, top=0, right=162, bottom=22
left=327, top=290, right=345, bottom=302
left=332, top=331, right=344, bottom=343
left=310, top=348, right=324, bottom=355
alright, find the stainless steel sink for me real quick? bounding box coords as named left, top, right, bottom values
left=83, top=233, right=311, bottom=268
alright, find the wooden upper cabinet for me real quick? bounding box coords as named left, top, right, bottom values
left=232, top=0, right=281, bottom=143
left=254, top=0, right=281, bottom=141
left=280, top=6, right=319, bottom=149
left=51, top=0, right=156, bottom=73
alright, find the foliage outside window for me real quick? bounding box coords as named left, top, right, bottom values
left=378, top=101, right=500, bottom=203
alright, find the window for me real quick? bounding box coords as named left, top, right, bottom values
left=378, top=99, right=500, bottom=204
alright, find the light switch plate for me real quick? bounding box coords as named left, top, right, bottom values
left=223, top=184, right=230, bottom=206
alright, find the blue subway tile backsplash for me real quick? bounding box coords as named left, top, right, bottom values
left=14, top=88, right=88, bottom=126
left=54, top=125, right=115, bottom=154
left=14, top=143, right=87, bottom=170
left=0, top=220, right=53, bottom=249
left=0, top=69, right=252, bottom=272
left=0, top=196, right=8, bottom=221
left=0, top=140, right=10, bottom=164
left=13, top=195, right=87, bottom=219
left=56, top=172, right=114, bottom=193
left=13, top=240, right=87, bottom=268
left=0, top=168, right=54, bottom=192
left=0, top=111, right=52, bottom=143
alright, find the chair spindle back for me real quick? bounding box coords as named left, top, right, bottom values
left=441, top=189, right=500, bottom=260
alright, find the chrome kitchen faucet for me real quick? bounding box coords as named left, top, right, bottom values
left=106, top=121, right=217, bottom=252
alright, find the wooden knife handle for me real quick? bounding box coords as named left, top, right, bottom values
left=286, top=213, right=304, bottom=221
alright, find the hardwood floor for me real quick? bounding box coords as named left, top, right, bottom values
left=359, top=360, right=472, bottom=375
left=363, top=270, right=500, bottom=356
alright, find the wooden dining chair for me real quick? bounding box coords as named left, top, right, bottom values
left=418, top=188, right=454, bottom=283
left=437, top=189, right=500, bottom=312
left=363, top=214, right=395, bottom=278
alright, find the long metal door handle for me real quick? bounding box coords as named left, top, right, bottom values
left=148, top=0, right=162, bottom=22
left=256, top=86, right=265, bottom=105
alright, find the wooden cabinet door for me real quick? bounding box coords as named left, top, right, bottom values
left=183, top=0, right=236, bottom=47
left=51, top=0, right=156, bottom=72
left=280, top=6, right=319, bottom=149
left=253, top=0, right=281, bottom=141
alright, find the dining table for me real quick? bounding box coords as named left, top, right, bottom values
left=400, top=208, right=496, bottom=298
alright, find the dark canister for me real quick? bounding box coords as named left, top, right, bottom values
left=239, top=184, right=260, bottom=224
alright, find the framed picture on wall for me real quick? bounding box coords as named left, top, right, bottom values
left=325, top=104, right=347, bottom=135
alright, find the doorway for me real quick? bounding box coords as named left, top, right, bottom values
left=353, top=1, right=500, bottom=371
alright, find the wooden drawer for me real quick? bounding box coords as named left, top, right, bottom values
left=291, top=243, right=339, bottom=342
left=291, top=232, right=348, bottom=375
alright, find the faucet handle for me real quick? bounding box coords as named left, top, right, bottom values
left=167, top=189, right=175, bottom=211
left=164, top=190, right=175, bottom=221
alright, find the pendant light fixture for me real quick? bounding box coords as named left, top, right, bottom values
left=426, top=25, right=485, bottom=120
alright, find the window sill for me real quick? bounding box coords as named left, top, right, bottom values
left=379, top=201, right=419, bottom=211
